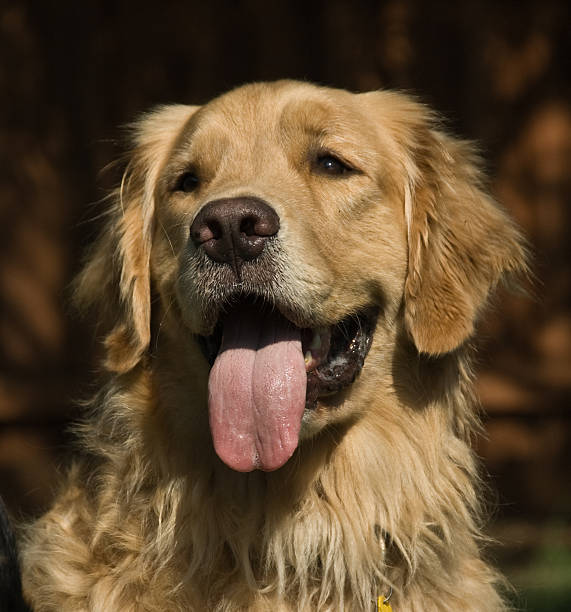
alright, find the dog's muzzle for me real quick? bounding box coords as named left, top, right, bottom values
left=189, top=197, right=377, bottom=473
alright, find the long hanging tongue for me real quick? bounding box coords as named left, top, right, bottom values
left=208, top=304, right=306, bottom=472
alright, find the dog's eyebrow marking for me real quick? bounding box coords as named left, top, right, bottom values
left=279, top=102, right=377, bottom=173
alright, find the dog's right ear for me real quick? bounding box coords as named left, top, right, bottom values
left=75, top=105, right=198, bottom=373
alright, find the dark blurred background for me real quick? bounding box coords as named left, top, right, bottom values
left=1, top=1, right=569, bottom=609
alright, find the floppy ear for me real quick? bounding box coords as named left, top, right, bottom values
left=402, top=116, right=527, bottom=355
left=75, top=105, right=198, bottom=373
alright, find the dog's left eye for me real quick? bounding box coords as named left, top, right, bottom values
left=175, top=171, right=200, bottom=193
left=315, top=154, right=353, bottom=176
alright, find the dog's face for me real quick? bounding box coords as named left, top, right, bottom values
left=157, top=83, right=408, bottom=336
left=79, top=81, right=525, bottom=473
left=153, top=83, right=410, bottom=471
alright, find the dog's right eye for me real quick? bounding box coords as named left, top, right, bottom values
left=314, top=153, right=355, bottom=176
left=175, top=171, right=200, bottom=193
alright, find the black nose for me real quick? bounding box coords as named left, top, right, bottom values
left=190, top=197, right=280, bottom=275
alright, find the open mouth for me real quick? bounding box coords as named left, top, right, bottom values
left=198, top=300, right=378, bottom=407
left=197, top=297, right=377, bottom=473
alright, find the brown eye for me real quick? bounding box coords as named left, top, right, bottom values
left=315, top=154, right=352, bottom=176
left=175, top=171, right=200, bottom=193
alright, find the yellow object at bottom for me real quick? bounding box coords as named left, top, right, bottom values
left=377, top=596, right=393, bottom=611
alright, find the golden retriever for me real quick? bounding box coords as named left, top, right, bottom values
left=21, top=81, right=526, bottom=611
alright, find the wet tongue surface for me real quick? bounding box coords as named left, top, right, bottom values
left=208, top=304, right=306, bottom=472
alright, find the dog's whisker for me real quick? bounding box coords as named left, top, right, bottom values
left=159, top=218, right=176, bottom=257
left=154, top=295, right=175, bottom=352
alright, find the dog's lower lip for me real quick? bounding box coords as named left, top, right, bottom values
left=196, top=302, right=378, bottom=409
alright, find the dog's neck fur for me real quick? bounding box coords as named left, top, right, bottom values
left=47, top=326, right=503, bottom=611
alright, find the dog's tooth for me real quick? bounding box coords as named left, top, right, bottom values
left=305, top=351, right=313, bottom=364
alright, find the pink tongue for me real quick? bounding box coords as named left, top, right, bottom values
left=208, top=305, right=307, bottom=472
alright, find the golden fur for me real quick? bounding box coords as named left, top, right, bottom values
left=21, top=81, right=526, bottom=611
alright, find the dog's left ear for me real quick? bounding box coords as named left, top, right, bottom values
left=75, top=105, right=198, bottom=373
left=361, top=91, right=527, bottom=355
left=402, top=112, right=527, bottom=355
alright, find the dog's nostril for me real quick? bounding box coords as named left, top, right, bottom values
left=207, top=219, right=223, bottom=240
left=240, top=215, right=257, bottom=237
left=191, top=219, right=221, bottom=245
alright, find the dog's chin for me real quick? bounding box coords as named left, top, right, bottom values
left=196, top=296, right=378, bottom=413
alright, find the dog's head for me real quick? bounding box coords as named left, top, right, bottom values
left=77, top=81, right=526, bottom=472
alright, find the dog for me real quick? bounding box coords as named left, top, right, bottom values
left=20, top=81, right=526, bottom=611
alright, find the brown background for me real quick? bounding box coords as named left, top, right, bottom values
left=1, top=1, right=570, bottom=609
